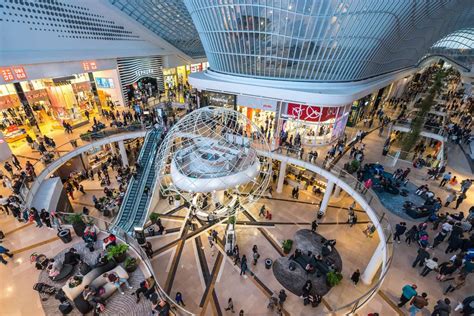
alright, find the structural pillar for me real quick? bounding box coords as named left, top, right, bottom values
left=319, top=180, right=335, bottom=215
left=276, top=162, right=287, bottom=194
left=361, top=241, right=384, bottom=285
left=118, top=140, right=129, bottom=166
left=333, top=185, right=341, bottom=198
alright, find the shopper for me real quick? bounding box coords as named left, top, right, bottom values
left=225, top=298, right=235, bottom=313
left=175, top=292, right=185, bottom=306
left=421, top=257, right=439, bottom=277
left=0, top=245, right=14, bottom=264
left=240, top=255, right=248, bottom=275
left=398, top=284, right=417, bottom=307
left=455, top=193, right=466, bottom=209
left=394, top=222, right=407, bottom=243
left=412, top=246, right=430, bottom=268
left=432, top=298, right=451, bottom=316
left=350, top=269, right=360, bottom=285
left=444, top=273, right=466, bottom=294
left=409, top=292, right=428, bottom=315
left=311, top=220, right=318, bottom=233
left=440, top=172, right=452, bottom=187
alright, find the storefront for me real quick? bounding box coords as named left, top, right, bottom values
left=200, top=91, right=236, bottom=109
left=236, top=95, right=278, bottom=139
left=279, top=103, right=351, bottom=146
left=163, top=62, right=209, bottom=91
left=0, top=59, right=124, bottom=141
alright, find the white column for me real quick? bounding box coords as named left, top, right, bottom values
left=118, top=140, right=129, bottom=166
left=361, top=241, right=384, bottom=285
left=276, top=161, right=287, bottom=194
left=333, top=185, right=341, bottom=198
left=319, top=180, right=334, bottom=215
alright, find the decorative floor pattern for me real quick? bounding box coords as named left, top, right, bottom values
left=273, top=229, right=343, bottom=297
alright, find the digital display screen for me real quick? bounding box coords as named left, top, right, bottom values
left=95, top=77, right=114, bottom=89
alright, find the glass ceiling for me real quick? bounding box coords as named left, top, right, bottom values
left=432, top=28, right=474, bottom=49
left=109, top=0, right=205, bottom=58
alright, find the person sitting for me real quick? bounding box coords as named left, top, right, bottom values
left=302, top=280, right=312, bottom=297
left=415, top=185, right=428, bottom=196
left=305, top=263, right=314, bottom=273
left=104, top=272, right=132, bottom=294
left=132, top=276, right=156, bottom=303
left=67, top=275, right=83, bottom=288
left=47, top=258, right=63, bottom=278
left=103, top=234, right=117, bottom=250
left=64, top=248, right=81, bottom=266
left=322, top=244, right=332, bottom=257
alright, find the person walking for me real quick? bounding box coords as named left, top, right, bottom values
left=252, top=245, right=260, bottom=265
left=421, top=257, right=439, bottom=276
left=175, top=292, right=185, bottom=306
left=394, top=222, right=407, bottom=243
left=440, top=172, right=452, bottom=187
left=444, top=273, right=466, bottom=293
left=405, top=225, right=418, bottom=245
left=398, top=284, right=417, bottom=307
left=225, top=298, right=235, bottom=313
left=444, top=191, right=457, bottom=207
left=432, top=298, right=451, bottom=316
left=311, top=219, right=318, bottom=233
left=412, top=246, right=430, bottom=267
left=455, top=193, right=466, bottom=209
left=240, top=255, right=248, bottom=275
left=409, top=292, right=428, bottom=315
left=259, top=205, right=266, bottom=217
left=278, top=289, right=287, bottom=307
left=350, top=269, right=360, bottom=285
left=11, top=154, right=21, bottom=170
left=0, top=245, right=14, bottom=264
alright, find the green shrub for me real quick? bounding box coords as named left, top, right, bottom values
left=282, top=239, right=293, bottom=254
left=66, top=213, right=84, bottom=224
left=149, top=212, right=160, bottom=223
left=124, top=256, right=137, bottom=269
left=326, top=271, right=343, bottom=287
left=106, top=244, right=129, bottom=260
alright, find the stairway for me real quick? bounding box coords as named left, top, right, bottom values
left=114, top=129, right=162, bottom=232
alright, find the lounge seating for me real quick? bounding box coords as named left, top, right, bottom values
left=292, top=255, right=330, bottom=276
left=62, top=260, right=116, bottom=301
left=72, top=266, right=129, bottom=314
left=50, top=264, right=74, bottom=282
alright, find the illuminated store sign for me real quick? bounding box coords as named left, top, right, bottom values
left=283, top=103, right=341, bottom=122
left=82, top=61, right=98, bottom=71
left=135, top=69, right=155, bottom=77
left=1, top=66, right=27, bottom=81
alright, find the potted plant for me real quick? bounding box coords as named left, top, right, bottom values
left=106, top=244, right=129, bottom=263
left=326, top=271, right=343, bottom=287
left=123, top=256, right=138, bottom=273
left=149, top=212, right=160, bottom=225
left=281, top=239, right=293, bottom=254
left=174, top=195, right=181, bottom=208
left=67, top=213, right=86, bottom=237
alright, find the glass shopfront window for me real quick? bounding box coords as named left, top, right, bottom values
left=280, top=103, right=350, bottom=146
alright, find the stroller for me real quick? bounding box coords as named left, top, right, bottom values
left=33, top=282, right=57, bottom=301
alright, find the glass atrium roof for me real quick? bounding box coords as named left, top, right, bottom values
left=432, top=28, right=474, bottom=50
left=109, top=0, right=205, bottom=58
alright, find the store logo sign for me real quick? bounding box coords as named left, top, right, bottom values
left=135, top=69, right=155, bottom=77
left=1, top=66, right=28, bottom=81
left=82, top=61, right=98, bottom=71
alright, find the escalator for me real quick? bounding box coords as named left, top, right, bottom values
left=114, top=129, right=162, bottom=232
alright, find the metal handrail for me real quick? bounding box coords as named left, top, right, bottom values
left=112, top=130, right=153, bottom=228
left=21, top=124, right=147, bottom=206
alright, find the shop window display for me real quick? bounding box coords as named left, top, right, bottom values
left=280, top=103, right=350, bottom=147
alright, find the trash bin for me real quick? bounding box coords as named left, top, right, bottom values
left=265, top=258, right=273, bottom=269
left=58, top=229, right=72, bottom=243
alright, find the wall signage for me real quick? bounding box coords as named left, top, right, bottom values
left=283, top=103, right=341, bottom=122
left=82, top=61, right=98, bottom=71
left=237, top=95, right=277, bottom=112
left=135, top=69, right=155, bottom=77
left=1, top=68, right=16, bottom=81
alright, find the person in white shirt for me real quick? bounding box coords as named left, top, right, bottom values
left=421, top=257, right=439, bottom=276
